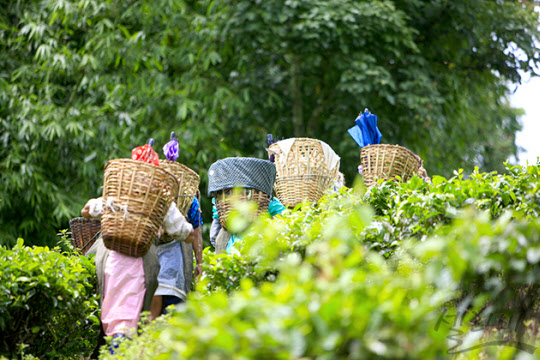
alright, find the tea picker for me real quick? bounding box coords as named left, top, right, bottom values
left=208, top=157, right=285, bottom=253
left=82, top=138, right=189, bottom=354
left=348, top=109, right=429, bottom=187
left=150, top=132, right=203, bottom=317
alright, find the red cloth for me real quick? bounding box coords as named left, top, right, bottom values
left=131, top=144, right=159, bottom=166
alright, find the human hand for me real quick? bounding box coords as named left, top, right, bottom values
left=194, top=264, right=203, bottom=279
left=81, top=201, right=92, bottom=218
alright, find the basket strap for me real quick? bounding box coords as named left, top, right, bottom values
left=81, top=230, right=102, bottom=252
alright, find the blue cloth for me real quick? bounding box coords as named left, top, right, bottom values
left=156, top=197, right=201, bottom=302
left=162, top=295, right=183, bottom=314
left=186, top=197, right=203, bottom=228
left=226, top=234, right=240, bottom=253
left=212, top=198, right=219, bottom=220
left=156, top=241, right=187, bottom=299
left=348, top=109, right=382, bottom=148
left=268, top=198, right=285, bottom=216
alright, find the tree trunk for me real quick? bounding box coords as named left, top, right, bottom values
left=291, top=57, right=303, bottom=135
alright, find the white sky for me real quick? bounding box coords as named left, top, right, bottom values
left=510, top=6, right=539, bottom=166
left=512, top=74, right=540, bottom=165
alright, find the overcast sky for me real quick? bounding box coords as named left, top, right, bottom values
left=512, top=72, right=540, bottom=166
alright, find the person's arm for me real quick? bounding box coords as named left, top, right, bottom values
left=81, top=202, right=91, bottom=218
left=209, top=218, right=221, bottom=248
left=193, top=227, right=203, bottom=278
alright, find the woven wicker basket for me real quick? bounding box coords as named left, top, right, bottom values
left=360, top=144, right=420, bottom=188
left=69, top=217, right=101, bottom=253
left=101, top=159, right=179, bottom=257
left=159, top=160, right=200, bottom=244
left=269, top=138, right=340, bottom=208
left=214, top=188, right=271, bottom=231
left=159, top=160, right=200, bottom=215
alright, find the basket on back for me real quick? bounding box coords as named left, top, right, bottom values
left=269, top=138, right=340, bottom=208
left=101, top=159, right=179, bottom=257
left=360, top=144, right=420, bottom=188
left=69, top=217, right=101, bottom=253
left=159, top=160, right=200, bottom=244
left=159, top=160, right=200, bottom=215
left=208, top=157, right=276, bottom=231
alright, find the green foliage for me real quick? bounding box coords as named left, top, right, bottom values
left=2, top=0, right=539, bottom=247
left=201, top=248, right=277, bottom=293
left=0, top=0, right=228, bottom=246
left=102, top=164, right=540, bottom=359
left=361, top=163, right=540, bottom=253
left=413, top=210, right=540, bottom=327
left=0, top=239, right=100, bottom=359
left=104, top=210, right=453, bottom=359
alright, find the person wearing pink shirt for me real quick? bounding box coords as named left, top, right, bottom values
left=82, top=197, right=191, bottom=355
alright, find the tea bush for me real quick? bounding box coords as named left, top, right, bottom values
left=363, top=164, right=540, bottom=252
left=199, top=163, right=540, bottom=290
left=4, top=163, right=540, bottom=359
left=102, top=166, right=540, bottom=358
left=104, top=203, right=455, bottom=359
left=0, top=239, right=100, bottom=359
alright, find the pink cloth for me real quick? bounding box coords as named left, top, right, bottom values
left=101, top=250, right=146, bottom=337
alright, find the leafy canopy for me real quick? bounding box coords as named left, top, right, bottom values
left=1, top=0, right=539, bottom=246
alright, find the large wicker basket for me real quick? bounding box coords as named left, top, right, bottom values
left=101, top=159, right=179, bottom=257
left=159, top=160, right=200, bottom=215
left=360, top=144, right=420, bottom=188
left=214, top=188, right=271, bottom=231
left=269, top=138, right=340, bottom=208
left=159, top=160, right=200, bottom=244
left=69, top=217, right=101, bottom=253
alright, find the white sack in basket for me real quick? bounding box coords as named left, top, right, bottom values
left=88, top=197, right=104, bottom=219
left=276, top=138, right=340, bottom=171
left=162, top=202, right=193, bottom=241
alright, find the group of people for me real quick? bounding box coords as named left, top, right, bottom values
left=80, top=153, right=430, bottom=356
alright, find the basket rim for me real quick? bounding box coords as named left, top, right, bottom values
left=159, top=160, right=201, bottom=181
left=104, top=158, right=180, bottom=186
left=269, top=137, right=333, bottom=148
left=360, top=144, right=421, bottom=168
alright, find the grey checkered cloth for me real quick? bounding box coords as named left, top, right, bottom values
left=207, top=157, right=276, bottom=197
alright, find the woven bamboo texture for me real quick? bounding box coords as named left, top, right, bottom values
left=158, top=161, right=199, bottom=244
left=269, top=138, right=339, bottom=207
left=69, top=217, right=101, bottom=253
left=215, top=188, right=271, bottom=231
left=159, top=160, right=200, bottom=215
left=101, top=159, right=179, bottom=257
left=360, top=144, right=420, bottom=188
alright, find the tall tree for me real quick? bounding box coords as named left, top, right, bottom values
left=1, top=0, right=538, bottom=246
left=181, top=0, right=540, bottom=177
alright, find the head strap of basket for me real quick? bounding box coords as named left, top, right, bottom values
left=268, top=138, right=340, bottom=208
left=208, top=157, right=276, bottom=230
left=101, top=158, right=179, bottom=257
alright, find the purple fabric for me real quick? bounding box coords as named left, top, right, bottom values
left=163, top=139, right=179, bottom=162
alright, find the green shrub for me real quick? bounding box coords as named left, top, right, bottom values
left=101, top=164, right=540, bottom=359
left=0, top=239, right=100, bottom=359
left=412, top=210, right=540, bottom=343
left=103, top=203, right=453, bottom=359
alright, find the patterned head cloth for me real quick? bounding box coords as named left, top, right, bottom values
left=208, top=157, right=276, bottom=197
